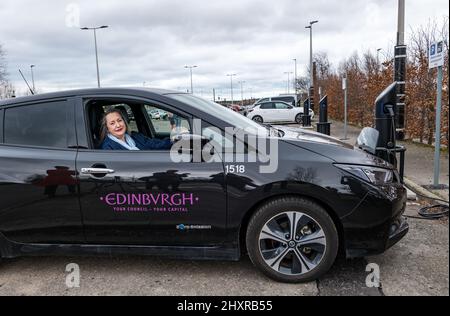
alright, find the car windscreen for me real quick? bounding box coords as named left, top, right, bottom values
left=167, top=94, right=268, bottom=135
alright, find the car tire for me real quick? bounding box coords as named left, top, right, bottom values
left=252, top=116, right=263, bottom=123
left=246, top=197, right=338, bottom=283
left=295, top=114, right=302, bottom=124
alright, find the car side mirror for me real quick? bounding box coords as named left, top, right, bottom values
left=173, top=134, right=211, bottom=150
left=172, top=134, right=215, bottom=160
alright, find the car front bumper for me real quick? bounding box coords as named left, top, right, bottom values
left=386, top=215, right=409, bottom=250
left=342, top=183, right=409, bottom=258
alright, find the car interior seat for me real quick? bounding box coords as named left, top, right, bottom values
left=89, top=104, right=105, bottom=149
left=114, top=105, right=130, bottom=124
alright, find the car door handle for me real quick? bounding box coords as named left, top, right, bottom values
left=81, top=168, right=115, bottom=175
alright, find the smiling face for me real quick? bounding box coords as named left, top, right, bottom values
left=106, top=111, right=127, bottom=140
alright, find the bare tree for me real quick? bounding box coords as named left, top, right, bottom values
left=314, top=52, right=332, bottom=80
left=0, top=44, right=7, bottom=85
left=406, top=19, right=450, bottom=145
left=294, top=76, right=309, bottom=94
left=313, top=17, right=448, bottom=147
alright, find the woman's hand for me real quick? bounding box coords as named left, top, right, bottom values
left=170, top=126, right=190, bottom=142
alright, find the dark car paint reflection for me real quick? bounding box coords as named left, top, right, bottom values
left=0, top=161, right=83, bottom=243
left=30, top=166, right=79, bottom=197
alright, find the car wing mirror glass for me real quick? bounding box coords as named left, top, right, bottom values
left=357, top=127, right=379, bottom=154
left=173, top=134, right=210, bottom=147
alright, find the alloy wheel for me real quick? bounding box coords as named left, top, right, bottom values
left=258, top=211, right=327, bottom=276
left=253, top=116, right=263, bottom=123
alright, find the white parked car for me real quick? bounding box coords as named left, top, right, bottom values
left=148, top=109, right=161, bottom=120
left=254, top=95, right=300, bottom=107
left=247, top=101, right=314, bottom=124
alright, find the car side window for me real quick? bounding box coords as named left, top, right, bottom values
left=202, top=126, right=234, bottom=150
left=0, top=109, right=4, bottom=143
left=201, top=123, right=250, bottom=156
left=144, top=104, right=190, bottom=135
left=274, top=102, right=290, bottom=110
left=4, top=100, right=69, bottom=148
left=274, top=97, right=294, bottom=104
left=260, top=103, right=274, bottom=110
left=103, top=104, right=139, bottom=134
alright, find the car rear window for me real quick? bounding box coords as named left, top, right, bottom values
left=4, top=100, right=69, bottom=148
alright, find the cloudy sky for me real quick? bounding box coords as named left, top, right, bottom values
left=0, top=0, right=448, bottom=99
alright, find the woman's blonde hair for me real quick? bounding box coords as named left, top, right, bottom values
left=100, top=107, right=130, bottom=142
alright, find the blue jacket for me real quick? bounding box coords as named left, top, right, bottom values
left=101, top=132, right=172, bottom=150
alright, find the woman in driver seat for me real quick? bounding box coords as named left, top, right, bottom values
left=100, top=108, right=173, bottom=150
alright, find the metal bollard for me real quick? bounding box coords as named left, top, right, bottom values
left=316, top=95, right=331, bottom=136
left=302, top=99, right=311, bottom=127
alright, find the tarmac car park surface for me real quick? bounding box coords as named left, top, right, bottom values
left=0, top=202, right=447, bottom=296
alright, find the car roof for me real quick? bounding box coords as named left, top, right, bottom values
left=0, top=87, right=186, bottom=108
left=256, top=101, right=273, bottom=105
left=257, top=100, right=292, bottom=105
left=256, top=95, right=295, bottom=102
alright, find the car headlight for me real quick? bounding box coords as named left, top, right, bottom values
left=335, top=164, right=394, bottom=185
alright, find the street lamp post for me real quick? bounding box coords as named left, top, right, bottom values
left=227, top=74, right=237, bottom=105
left=30, top=65, right=36, bottom=93
left=184, top=65, right=198, bottom=94
left=238, top=81, right=246, bottom=106
left=81, top=25, right=109, bottom=88
left=343, top=75, right=348, bottom=140
left=302, top=20, right=318, bottom=127
left=293, top=59, right=298, bottom=94
left=306, top=20, right=318, bottom=108
left=284, top=72, right=293, bottom=94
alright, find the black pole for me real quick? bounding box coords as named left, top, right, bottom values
left=394, top=0, right=406, bottom=140
left=394, top=45, right=407, bottom=140
left=302, top=98, right=311, bottom=127
left=317, top=95, right=331, bottom=135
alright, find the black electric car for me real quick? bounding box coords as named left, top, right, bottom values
left=0, top=88, right=408, bottom=283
